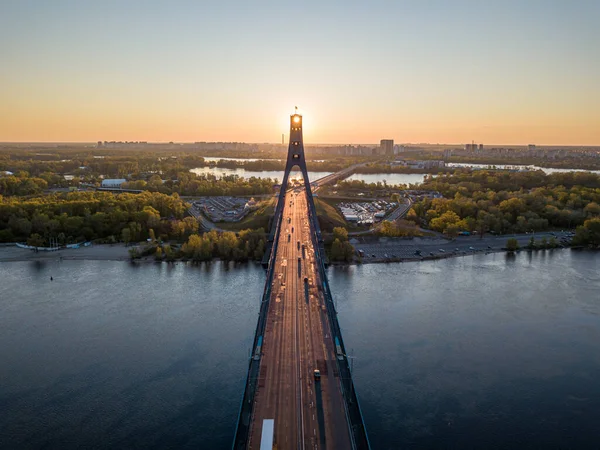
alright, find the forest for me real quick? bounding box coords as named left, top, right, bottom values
left=0, top=191, right=188, bottom=244
left=142, top=228, right=267, bottom=263
left=406, top=171, right=600, bottom=245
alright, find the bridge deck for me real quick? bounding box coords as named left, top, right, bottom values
left=248, top=189, right=351, bottom=449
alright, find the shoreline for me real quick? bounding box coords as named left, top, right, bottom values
left=0, top=244, right=131, bottom=262
left=0, top=243, right=578, bottom=265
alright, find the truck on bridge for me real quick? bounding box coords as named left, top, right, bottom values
left=259, top=419, right=274, bottom=450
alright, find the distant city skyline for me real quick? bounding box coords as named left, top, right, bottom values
left=1, top=1, right=599, bottom=145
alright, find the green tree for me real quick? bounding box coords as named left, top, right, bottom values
left=9, top=217, right=32, bottom=238
left=330, top=238, right=344, bottom=261
left=27, top=233, right=45, bottom=247
left=182, top=216, right=199, bottom=236
left=445, top=223, right=460, bottom=238
left=584, top=202, right=600, bottom=218
left=332, top=227, right=349, bottom=242
left=121, top=227, right=131, bottom=245
left=573, top=217, right=600, bottom=247
left=254, top=238, right=265, bottom=260
left=429, top=210, right=461, bottom=233
left=163, top=244, right=176, bottom=262
left=506, top=238, right=519, bottom=251
left=128, top=247, right=139, bottom=260
left=182, top=234, right=202, bottom=259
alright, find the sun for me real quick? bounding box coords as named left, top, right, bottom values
left=293, top=115, right=300, bottom=123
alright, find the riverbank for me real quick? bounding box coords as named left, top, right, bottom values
left=0, top=244, right=131, bottom=262
left=345, top=231, right=575, bottom=265
left=351, top=246, right=506, bottom=265
left=0, top=232, right=578, bottom=265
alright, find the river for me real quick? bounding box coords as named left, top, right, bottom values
left=346, top=173, right=427, bottom=186
left=192, top=161, right=600, bottom=188
left=448, top=162, right=600, bottom=175
left=1, top=250, right=599, bottom=449
left=190, top=166, right=331, bottom=184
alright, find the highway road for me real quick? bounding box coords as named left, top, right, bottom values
left=249, top=189, right=351, bottom=450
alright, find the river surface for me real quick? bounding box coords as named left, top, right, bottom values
left=193, top=161, right=600, bottom=188
left=190, top=166, right=331, bottom=184
left=202, top=157, right=282, bottom=163
left=346, top=173, right=427, bottom=186
left=1, top=251, right=599, bottom=449
left=448, top=162, right=600, bottom=175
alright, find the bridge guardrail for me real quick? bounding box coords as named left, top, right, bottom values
left=305, top=192, right=371, bottom=450
left=232, top=204, right=284, bottom=450
left=233, top=176, right=370, bottom=450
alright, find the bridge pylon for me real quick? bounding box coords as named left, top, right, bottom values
left=269, top=111, right=322, bottom=246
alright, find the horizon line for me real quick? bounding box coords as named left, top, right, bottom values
left=1, top=141, right=599, bottom=149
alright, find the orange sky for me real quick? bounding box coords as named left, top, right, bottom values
left=1, top=2, right=599, bottom=146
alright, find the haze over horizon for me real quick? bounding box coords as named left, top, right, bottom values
left=1, top=0, right=599, bottom=145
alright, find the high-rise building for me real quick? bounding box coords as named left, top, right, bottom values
left=380, top=139, right=394, bottom=155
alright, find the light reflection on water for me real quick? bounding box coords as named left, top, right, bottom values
left=190, top=166, right=331, bottom=183
left=330, top=250, right=600, bottom=449
left=0, top=250, right=599, bottom=449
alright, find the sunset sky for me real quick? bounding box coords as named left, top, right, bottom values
left=1, top=0, right=598, bottom=145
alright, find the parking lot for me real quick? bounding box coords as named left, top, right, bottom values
left=338, top=200, right=396, bottom=225
left=194, top=196, right=255, bottom=222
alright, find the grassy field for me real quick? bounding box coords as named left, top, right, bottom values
left=314, top=197, right=373, bottom=233
left=314, top=198, right=349, bottom=233
left=217, top=198, right=275, bottom=232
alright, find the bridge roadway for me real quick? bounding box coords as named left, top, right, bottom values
left=248, top=189, right=351, bottom=449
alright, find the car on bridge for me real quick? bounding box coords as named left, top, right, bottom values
left=313, top=369, right=321, bottom=381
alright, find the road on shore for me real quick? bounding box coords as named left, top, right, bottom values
left=353, top=231, right=574, bottom=262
